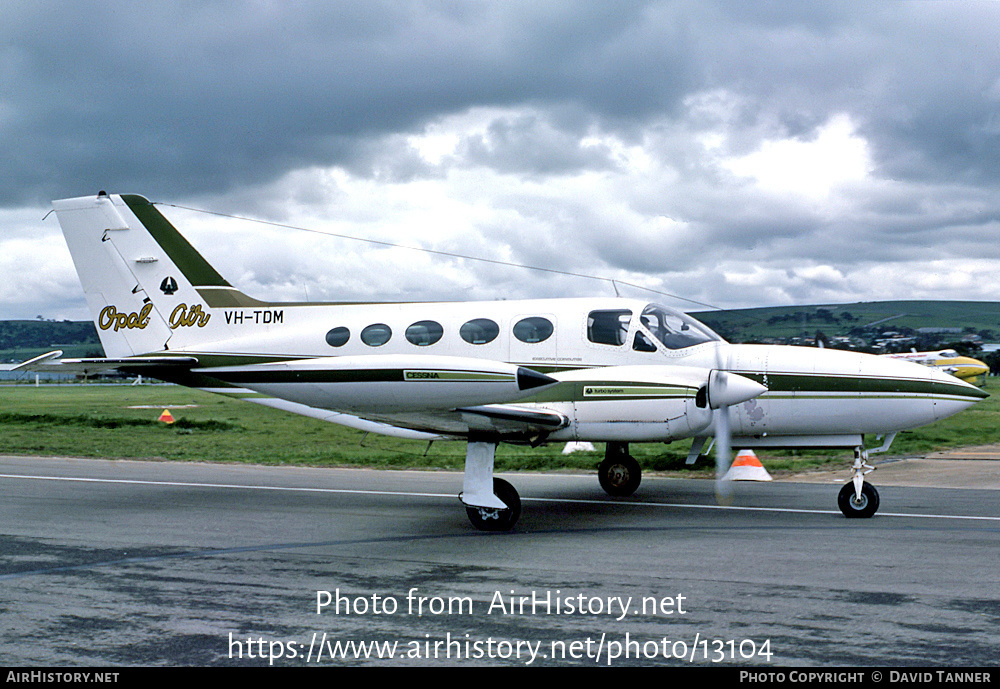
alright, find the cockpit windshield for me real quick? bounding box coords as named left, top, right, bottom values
left=636, top=304, right=722, bottom=350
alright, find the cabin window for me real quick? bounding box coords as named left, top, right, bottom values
left=405, top=320, right=444, bottom=346
left=460, top=318, right=500, bottom=345
left=513, top=316, right=554, bottom=343
left=587, top=309, right=632, bottom=346
left=360, top=323, right=392, bottom=347
left=325, top=327, right=350, bottom=347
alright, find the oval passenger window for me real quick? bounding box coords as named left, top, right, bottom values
left=325, top=327, right=350, bottom=347
left=460, top=318, right=500, bottom=345
left=512, top=317, right=553, bottom=343
left=360, top=323, right=392, bottom=347
left=405, top=320, right=444, bottom=346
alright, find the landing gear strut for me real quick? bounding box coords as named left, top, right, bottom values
left=461, top=439, right=521, bottom=531
left=838, top=446, right=880, bottom=518
left=599, top=442, right=641, bottom=497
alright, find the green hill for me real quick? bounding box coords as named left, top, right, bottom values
left=692, top=301, right=1000, bottom=345
left=0, top=320, right=103, bottom=362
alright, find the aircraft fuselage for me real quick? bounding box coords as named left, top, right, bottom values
left=161, top=295, right=986, bottom=447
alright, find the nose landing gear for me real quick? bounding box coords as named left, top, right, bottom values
left=838, top=446, right=880, bottom=518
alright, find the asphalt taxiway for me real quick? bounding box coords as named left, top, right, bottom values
left=1, top=454, right=998, bottom=667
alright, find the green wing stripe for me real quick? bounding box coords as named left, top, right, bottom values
left=208, top=369, right=516, bottom=385
left=403, top=370, right=514, bottom=382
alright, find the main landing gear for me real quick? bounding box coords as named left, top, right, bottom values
left=460, top=439, right=521, bottom=531
left=465, top=477, right=521, bottom=531
left=460, top=439, right=642, bottom=531
left=598, top=442, right=641, bottom=497
left=838, top=446, right=880, bottom=518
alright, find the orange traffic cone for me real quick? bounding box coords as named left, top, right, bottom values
left=723, top=449, right=772, bottom=481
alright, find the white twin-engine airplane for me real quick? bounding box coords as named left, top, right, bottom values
left=25, top=192, right=988, bottom=530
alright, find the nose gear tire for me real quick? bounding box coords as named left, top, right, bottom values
left=838, top=481, right=880, bottom=518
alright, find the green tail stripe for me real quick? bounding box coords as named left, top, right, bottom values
left=120, top=194, right=232, bottom=289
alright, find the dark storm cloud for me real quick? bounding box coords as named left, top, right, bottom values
left=7, top=1, right=1000, bottom=313
left=2, top=1, right=699, bottom=205
left=6, top=1, right=1000, bottom=202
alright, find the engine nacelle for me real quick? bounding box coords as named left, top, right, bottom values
left=199, top=355, right=557, bottom=413
left=546, top=365, right=766, bottom=442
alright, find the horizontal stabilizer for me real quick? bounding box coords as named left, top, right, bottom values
left=17, top=354, right=199, bottom=375
left=11, top=350, right=64, bottom=371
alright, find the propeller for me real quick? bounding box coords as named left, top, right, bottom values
left=706, top=348, right=767, bottom=504
left=711, top=369, right=734, bottom=504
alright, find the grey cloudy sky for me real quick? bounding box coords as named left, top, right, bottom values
left=4, top=1, right=1000, bottom=320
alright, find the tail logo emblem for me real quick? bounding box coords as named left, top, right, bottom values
left=98, top=304, right=153, bottom=332
left=160, top=276, right=179, bottom=295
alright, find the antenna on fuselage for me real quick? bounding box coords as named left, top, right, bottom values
left=154, top=202, right=725, bottom=312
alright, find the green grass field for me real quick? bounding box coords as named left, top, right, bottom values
left=1, top=379, right=998, bottom=476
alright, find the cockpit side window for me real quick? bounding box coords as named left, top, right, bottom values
left=587, top=309, right=632, bottom=346
left=633, top=330, right=658, bottom=352
left=638, top=304, right=719, bottom=350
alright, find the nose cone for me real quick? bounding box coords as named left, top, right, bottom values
left=721, top=343, right=987, bottom=437
left=707, top=370, right=768, bottom=409
left=860, top=353, right=988, bottom=429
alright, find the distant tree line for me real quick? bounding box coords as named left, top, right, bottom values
left=766, top=308, right=855, bottom=326
left=0, top=320, right=100, bottom=350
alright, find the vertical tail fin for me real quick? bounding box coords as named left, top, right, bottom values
left=52, top=192, right=260, bottom=357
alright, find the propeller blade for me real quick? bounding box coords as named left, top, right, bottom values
left=714, top=404, right=733, bottom=505
left=711, top=344, right=744, bottom=505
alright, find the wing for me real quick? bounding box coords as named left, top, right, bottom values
left=12, top=351, right=564, bottom=439
left=195, top=354, right=572, bottom=438
left=14, top=352, right=767, bottom=444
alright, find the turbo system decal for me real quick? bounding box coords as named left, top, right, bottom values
left=98, top=304, right=153, bottom=331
